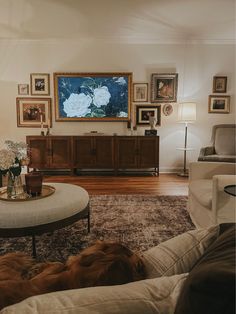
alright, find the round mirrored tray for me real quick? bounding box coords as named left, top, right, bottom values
left=0, top=184, right=55, bottom=202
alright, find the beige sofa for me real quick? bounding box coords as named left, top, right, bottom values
left=198, top=124, right=236, bottom=163
left=188, top=161, right=236, bottom=228
left=0, top=225, right=222, bottom=314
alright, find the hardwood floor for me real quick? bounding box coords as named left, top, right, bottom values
left=44, top=173, right=189, bottom=195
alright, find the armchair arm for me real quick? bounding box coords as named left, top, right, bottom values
left=189, top=162, right=235, bottom=181
left=212, top=175, right=236, bottom=224
left=198, top=146, right=215, bottom=158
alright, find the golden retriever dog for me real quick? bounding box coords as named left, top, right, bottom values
left=0, top=241, right=146, bottom=310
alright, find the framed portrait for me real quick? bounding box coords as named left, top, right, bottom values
left=16, top=97, right=52, bottom=127
left=136, top=105, right=161, bottom=126
left=208, top=95, right=230, bottom=113
left=213, top=76, right=227, bottom=93
left=151, top=73, right=178, bottom=103
left=133, top=83, right=148, bottom=102
left=54, top=72, right=132, bottom=121
left=30, top=73, right=50, bottom=95
left=18, top=84, right=29, bottom=95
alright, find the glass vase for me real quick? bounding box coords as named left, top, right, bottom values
left=7, top=174, right=25, bottom=199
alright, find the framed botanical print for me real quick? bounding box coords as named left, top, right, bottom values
left=133, top=83, right=148, bottom=102
left=151, top=73, right=178, bottom=103
left=213, top=76, right=227, bottom=93
left=208, top=95, right=230, bottom=113
left=16, top=97, right=52, bottom=127
left=136, top=104, right=161, bottom=126
left=54, top=72, right=132, bottom=121
left=30, top=73, right=50, bottom=95
left=18, top=84, right=29, bottom=95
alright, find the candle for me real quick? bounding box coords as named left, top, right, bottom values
left=40, top=114, right=43, bottom=124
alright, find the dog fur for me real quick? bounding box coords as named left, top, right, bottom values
left=0, top=241, right=146, bottom=310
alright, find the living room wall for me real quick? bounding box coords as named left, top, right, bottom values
left=0, top=39, right=235, bottom=172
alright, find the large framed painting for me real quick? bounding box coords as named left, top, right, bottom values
left=54, top=72, right=132, bottom=121
left=151, top=73, right=178, bottom=103
left=16, top=97, right=52, bottom=127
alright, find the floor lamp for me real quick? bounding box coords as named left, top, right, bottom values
left=177, top=102, right=196, bottom=177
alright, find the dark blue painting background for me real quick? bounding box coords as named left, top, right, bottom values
left=57, top=76, right=129, bottom=118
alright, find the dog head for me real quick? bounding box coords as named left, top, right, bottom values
left=66, top=241, right=146, bottom=288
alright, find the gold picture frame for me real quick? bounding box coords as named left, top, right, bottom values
left=16, top=97, right=52, bottom=127
left=30, top=73, right=50, bottom=95
left=213, top=76, right=227, bottom=93
left=54, top=72, right=132, bottom=121
left=151, top=73, right=178, bottom=103
left=18, top=84, right=29, bottom=95
left=208, top=95, right=230, bottom=113
left=133, top=83, right=148, bottom=102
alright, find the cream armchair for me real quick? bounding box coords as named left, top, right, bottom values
left=188, top=162, right=236, bottom=228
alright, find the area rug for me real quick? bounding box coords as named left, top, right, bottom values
left=0, top=195, right=194, bottom=262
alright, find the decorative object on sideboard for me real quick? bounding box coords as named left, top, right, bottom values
left=16, top=97, right=52, bottom=128
left=54, top=72, right=132, bottom=122
left=177, top=102, right=196, bottom=177
left=25, top=171, right=43, bottom=197
left=208, top=95, right=230, bottom=113
left=0, top=140, right=29, bottom=199
left=30, top=73, right=50, bottom=96
left=136, top=104, right=161, bottom=126
left=213, top=76, right=227, bottom=93
left=163, top=103, right=173, bottom=116
left=133, top=83, right=148, bottom=102
left=18, top=84, right=29, bottom=95
left=151, top=73, right=178, bottom=103
left=145, top=129, right=157, bottom=136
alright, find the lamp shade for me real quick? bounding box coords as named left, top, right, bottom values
left=178, top=102, right=196, bottom=123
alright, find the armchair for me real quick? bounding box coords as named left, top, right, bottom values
left=188, top=162, right=236, bottom=228
left=198, top=124, right=236, bottom=163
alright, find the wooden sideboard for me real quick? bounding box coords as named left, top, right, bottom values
left=26, top=135, right=159, bottom=175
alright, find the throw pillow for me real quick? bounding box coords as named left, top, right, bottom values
left=174, top=224, right=235, bottom=314
left=142, top=225, right=219, bottom=278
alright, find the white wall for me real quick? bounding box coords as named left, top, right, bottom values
left=0, top=39, right=235, bottom=172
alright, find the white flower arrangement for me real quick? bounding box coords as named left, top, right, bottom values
left=0, top=140, right=28, bottom=177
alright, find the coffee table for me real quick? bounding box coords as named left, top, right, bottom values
left=0, top=183, right=90, bottom=257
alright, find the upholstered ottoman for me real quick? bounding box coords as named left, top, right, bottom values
left=0, top=183, right=90, bottom=257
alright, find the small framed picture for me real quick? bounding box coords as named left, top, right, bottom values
left=16, top=97, right=52, bottom=127
left=213, top=76, right=227, bottom=93
left=133, top=83, right=148, bottom=102
left=136, top=105, right=161, bottom=126
left=30, top=73, right=50, bottom=95
left=151, top=73, right=178, bottom=103
left=208, top=95, right=230, bottom=113
left=18, top=84, right=29, bottom=95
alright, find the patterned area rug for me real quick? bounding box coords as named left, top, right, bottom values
left=0, top=195, right=194, bottom=262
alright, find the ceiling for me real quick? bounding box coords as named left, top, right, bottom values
left=0, top=0, right=235, bottom=43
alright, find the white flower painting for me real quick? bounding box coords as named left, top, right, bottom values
left=55, top=73, right=132, bottom=120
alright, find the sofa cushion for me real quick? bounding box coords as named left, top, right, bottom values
left=0, top=274, right=188, bottom=314
left=189, top=179, right=212, bottom=209
left=174, top=224, right=235, bottom=314
left=198, top=154, right=236, bottom=163
left=215, top=127, right=236, bottom=155
left=142, top=225, right=219, bottom=278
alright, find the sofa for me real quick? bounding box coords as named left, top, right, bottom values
left=198, top=124, right=236, bottom=163
left=1, top=224, right=235, bottom=314
left=188, top=161, right=236, bottom=228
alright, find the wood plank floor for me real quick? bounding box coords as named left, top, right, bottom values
left=44, top=173, right=189, bottom=195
